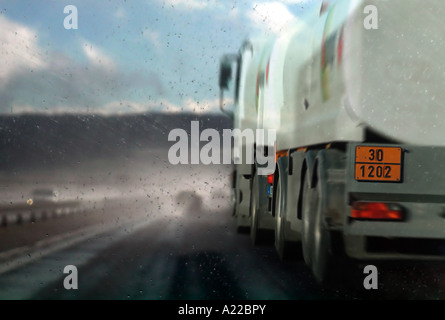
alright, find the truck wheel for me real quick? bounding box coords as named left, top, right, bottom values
left=274, top=174, right=289, bottom=259
left=311, top=177, right=332, bottom=284
left=250, top=174, right=261, bottom=245
left=231, top=170, right=238, bottom=217
left=301, top=172, right=314, bottom=268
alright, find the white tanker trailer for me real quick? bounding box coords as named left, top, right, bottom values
left=219, top=0, right=445, bottom=283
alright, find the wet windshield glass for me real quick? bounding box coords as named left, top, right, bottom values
left=0, top=0, right=443, bottom=303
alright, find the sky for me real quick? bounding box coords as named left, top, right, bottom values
left=0, top=0, right=321, bottom=115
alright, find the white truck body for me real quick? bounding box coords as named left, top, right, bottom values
left=219, top=0, right=445, bottom=284
left=257, top=0, right=445, bottom=152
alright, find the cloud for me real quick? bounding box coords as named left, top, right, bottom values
left=248, top=2, right=296, bottom=34
left=148, top=97, right=232, bottom=114
left=0, top=15, right=168, bottom=115
left=82, top=42, right=116, bottom=71
left=8, top=100, right=149, bottom=115
left=0, top=7, right=234, bottom=116
left=97, top=97, right=226, bottom=115
left=92, top=100, right=154, bottom=115
left=6, top=96, right=228, bottom=116
left=183, top=97, right=227, bottom=113
left=282, top=0, right=314, bottom=3
left=160, top=0, right=212, bottom=10
left=0, top=54, right=166, bottom=114
left=143, top=29, right=162, bottom=49
left=0, top=37, right=165, bottom=114
left=95, top=97, right=221, bottom=115
left=114, top=7, right=127, bottom=19
left=0, top=15, right=47, bottom=88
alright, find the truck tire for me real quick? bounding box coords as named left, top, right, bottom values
left=250, top=174, right=261, bottom=245
left=274, top=173, right=290, bottom=259
left=250, top=172, right=273, bottom=245
left=311, top=175, right=332, bottom=284
left=301, top=171, right=315, bottom=268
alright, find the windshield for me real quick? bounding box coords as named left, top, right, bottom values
left=0, top=0, right=443, bottom=305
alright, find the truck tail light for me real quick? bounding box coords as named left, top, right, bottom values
left=267, top=174, right=274, bottom=185
left=350, top=202, right=404, bottom=221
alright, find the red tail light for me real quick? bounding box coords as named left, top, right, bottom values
left=267, top=174, right=274, bottom=185
left=351, top=202, right=404, bottom=221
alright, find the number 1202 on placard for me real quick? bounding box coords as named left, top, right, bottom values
left=355, top=146, right=402, bottom=182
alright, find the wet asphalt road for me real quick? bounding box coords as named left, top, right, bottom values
left=0, top=148, right=444, bottom=300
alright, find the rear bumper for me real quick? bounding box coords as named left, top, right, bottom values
left=343, top=234, right=445, bottom=261
left=343, top=143, right=445, bottom=259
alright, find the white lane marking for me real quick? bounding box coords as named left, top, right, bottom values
left=0, top=214, right=160, bottom=276
left=0, top=216, right=161, bottom=299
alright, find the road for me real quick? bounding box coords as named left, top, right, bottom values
left=0, top=147, right=444, bottom=300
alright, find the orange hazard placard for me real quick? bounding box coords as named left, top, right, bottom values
left=355, top=146, right=402, bottom=182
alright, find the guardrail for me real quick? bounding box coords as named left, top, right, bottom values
left=0, top=200, right=84, bottom=227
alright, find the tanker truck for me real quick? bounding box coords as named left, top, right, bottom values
left=219, top=0, right=445, bottom=284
